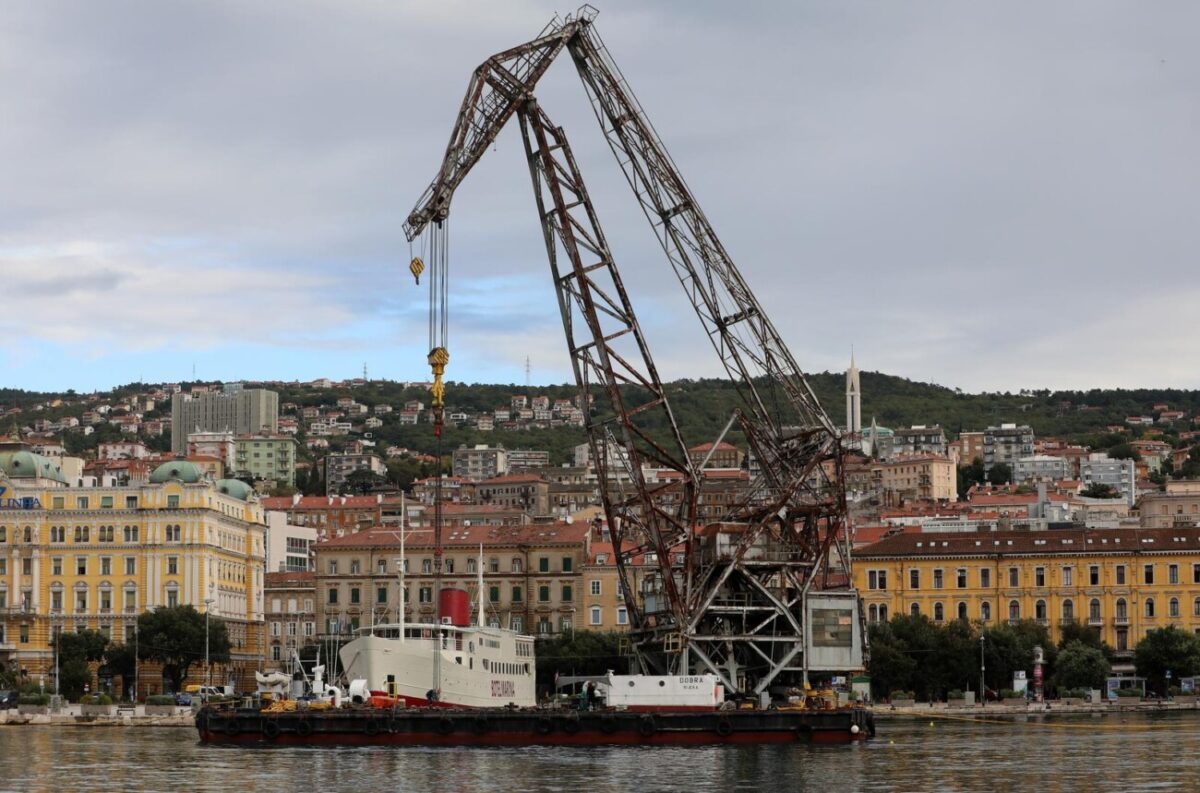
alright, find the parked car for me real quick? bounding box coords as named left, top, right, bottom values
left=0, top=690, right=18, bottom=710
left=173, top=692, right=193, bottom=706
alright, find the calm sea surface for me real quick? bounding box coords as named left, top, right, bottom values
left=1, top=711, right=1198, bottom=792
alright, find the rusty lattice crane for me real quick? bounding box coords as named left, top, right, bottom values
left=405, top=6, right=863, bottom=697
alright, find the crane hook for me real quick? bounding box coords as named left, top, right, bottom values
left=410, top=256, right=425, bottom=285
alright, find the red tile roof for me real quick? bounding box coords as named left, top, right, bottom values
left=261, top=495, right=380, bottom=510
left=265, top=571, right=316, bottom=588
left=857, top=526, right=1200, bottom=558
left=315, top=521, right=590, bottom=550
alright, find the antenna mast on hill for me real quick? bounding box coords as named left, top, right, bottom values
left=525, top=356, right=531, bottom=387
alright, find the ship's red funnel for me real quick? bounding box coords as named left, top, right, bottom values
left=439, top=587, right=471, bottom=627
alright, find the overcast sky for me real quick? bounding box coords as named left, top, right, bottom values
left=2, top=1, right=1197, bottom=395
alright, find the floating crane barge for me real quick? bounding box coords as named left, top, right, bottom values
left=196, top=704, right=873, bottom=746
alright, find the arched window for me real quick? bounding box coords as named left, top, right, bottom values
left=1009, top=600, right=1020, bottom=621
left=1145, top=598, right=1155, bottom=618
left=1062, top=599, right=1074, bottom=622
left=1193, top=597, right=1200, bottom=617
left=1170, top=598, right=1180, bottom=618
left=868, top=604, right=878, bottom=622
left=934, top=602, right=944, bottom=622
left=981, top=601, right=992, bottom=621
left=957, top=602, right=968, bottom=621
left=1035, top=600, right=1047, bottom=620
left=1116, top=598, right=1128, bottom=620
left=879, top=605, right=889, bottom=622
left=1089, top=599, right=1101, bottom=622
left=910, top=603, right=920, bottom=617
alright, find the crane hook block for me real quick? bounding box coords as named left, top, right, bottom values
left=428, top=346, right=450, bottom=411
left=409, top=256, right=425, bottom=285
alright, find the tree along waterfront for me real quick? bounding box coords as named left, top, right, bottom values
left=868, top=614, right=1200, bottom=701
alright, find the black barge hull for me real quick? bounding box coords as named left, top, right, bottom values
left=197, top=706, right=874, bottom=746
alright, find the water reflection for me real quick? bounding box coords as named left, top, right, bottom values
left=1, top=711, right=1199, bottom=792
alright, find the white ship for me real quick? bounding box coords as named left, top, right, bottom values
left=338, top=605, right=536, bottom=709
left=338, top=521, right=536, bottom=708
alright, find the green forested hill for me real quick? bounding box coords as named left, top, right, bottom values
left=7, top=373, right=1198, bottom=469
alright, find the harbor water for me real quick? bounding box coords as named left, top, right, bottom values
left=2, top=710, right=1199, bottom=792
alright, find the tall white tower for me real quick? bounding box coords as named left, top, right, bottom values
left=845, top=350, right=861, bottom=442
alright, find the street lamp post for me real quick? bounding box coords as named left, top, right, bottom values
left=979, top=635, right=986, bottom=707
left=204, top=598, right=215, bottom=688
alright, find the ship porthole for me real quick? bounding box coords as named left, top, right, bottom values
left=437, top=716, right=455, bottom=735
left=715, top=716, right=733, bottom=737
left=637, top=715, right=657, bottom=738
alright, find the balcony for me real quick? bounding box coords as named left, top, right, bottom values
left=1059, top=618, right=1077, bottom=627
left=1088, top=617, right=1103, bottom=626
left=1114, top=615, right=1129, bottom=626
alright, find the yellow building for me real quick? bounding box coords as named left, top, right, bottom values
left=581, top=541, right=663, bottom=632
left=855, top=526, right=1200, bottom=660
left=873, top=455, right=957, bottom=505
left=0, top=457, right=266, bottom=693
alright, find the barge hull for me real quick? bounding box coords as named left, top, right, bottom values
left=197, top=707, right=872, bottom=746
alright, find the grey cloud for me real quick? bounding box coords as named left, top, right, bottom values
left=3, top=1, right=1198, bottom=390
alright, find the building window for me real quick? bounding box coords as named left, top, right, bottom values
left=980, top=568, right=991, bottom=588
left=1088, top=599, right=1100, bottom=622
left=52, top=558, right=62, bottom=576
left=74, top=526, right=89, bottom=543
left=1116, top=598, right=1128, bottom=620
left=511, top=558, right=523, bottom=574
left=910, top=603, right=920, bottom=617
left=1090, top=566, right=1101, bottom=586
left=1062, top=600, right=1074, bottom=621
left=349, top=560, right=360, bottom=574
left=421, top=559, right=432, bottom=574
left=1144, top=564, right=1155, bottom=585
left=562, top=556, right=573, bottom=573
left=590, top=580, right=601, bottom=596
left=1116, top=565, right=1126, bottom=586
left=1008, top=567, right=1019, bottom=587
left=76, top=557, right=87, bottom=576
left=1193, top=597, right=1200, bottom=617
left=616, top=607, right=628, bottom=626
left=511, top=586, right=522, bottom=603
left=1145, top=598, right=1156, bottom=618
left=125, top=557, right=136, bottom=576
left=933, top=602, right=944, bottom=622
left=328, top=588, right=338, bottom=604
left=419, top=587, right=433, bottom=604
left=590, top=606, right=602, bottom=625
left=1170, top=597, right=1181, bottom=618
left=955, top=569, right=966, bottom=589
left=489, top=586, right=500, bottom=603
left=377, top=587, right=387, bottom=604
left=466, top=558, right=477, bottom=574
left=22, top=559, right=31, bottom=576
left=167, top=557, right=178, bottom=575
left=489, top=558, right=499, bottom=573
left=1170, top=564, right=1180, bottom=585
left=1062, top=567, right=1073, bottom=587
left=538, top=557, right=549, bottom=573
left=445, top=559, right=455, bottom=574
left=1035, top=600, right=1047, bottom=621
left=327, top=560, right=338, bottom=575
left=909, top=569, right=920, bottom=589
left=867, top=570, right=888, bottom=590
left=1035, top=567, right=1045, bottom=587
left=123, top=526, right=139, bottom=543
left=1009, top=600, right=1020, bottom=621
left=167, top=495, right=179, bottom=509
left=933, top=569, right=944, bottom=589
left=957, top=602, right=968, bottom=620
left=165, top=524, right=181, bottom=542
left=100, top=557, right=111, bottom=576
left=538, top=586, right=550, bottom=603
left=349, top=587, right=360, bottom=605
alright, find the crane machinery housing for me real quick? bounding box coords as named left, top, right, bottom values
left=405, top=5, right=864, bottom=699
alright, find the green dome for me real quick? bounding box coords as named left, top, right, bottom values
left=150, top=460, right=205, bottom=484
left=0, top=451, right=67, bottom=484
left=215, top=478, right=254, bottom=501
